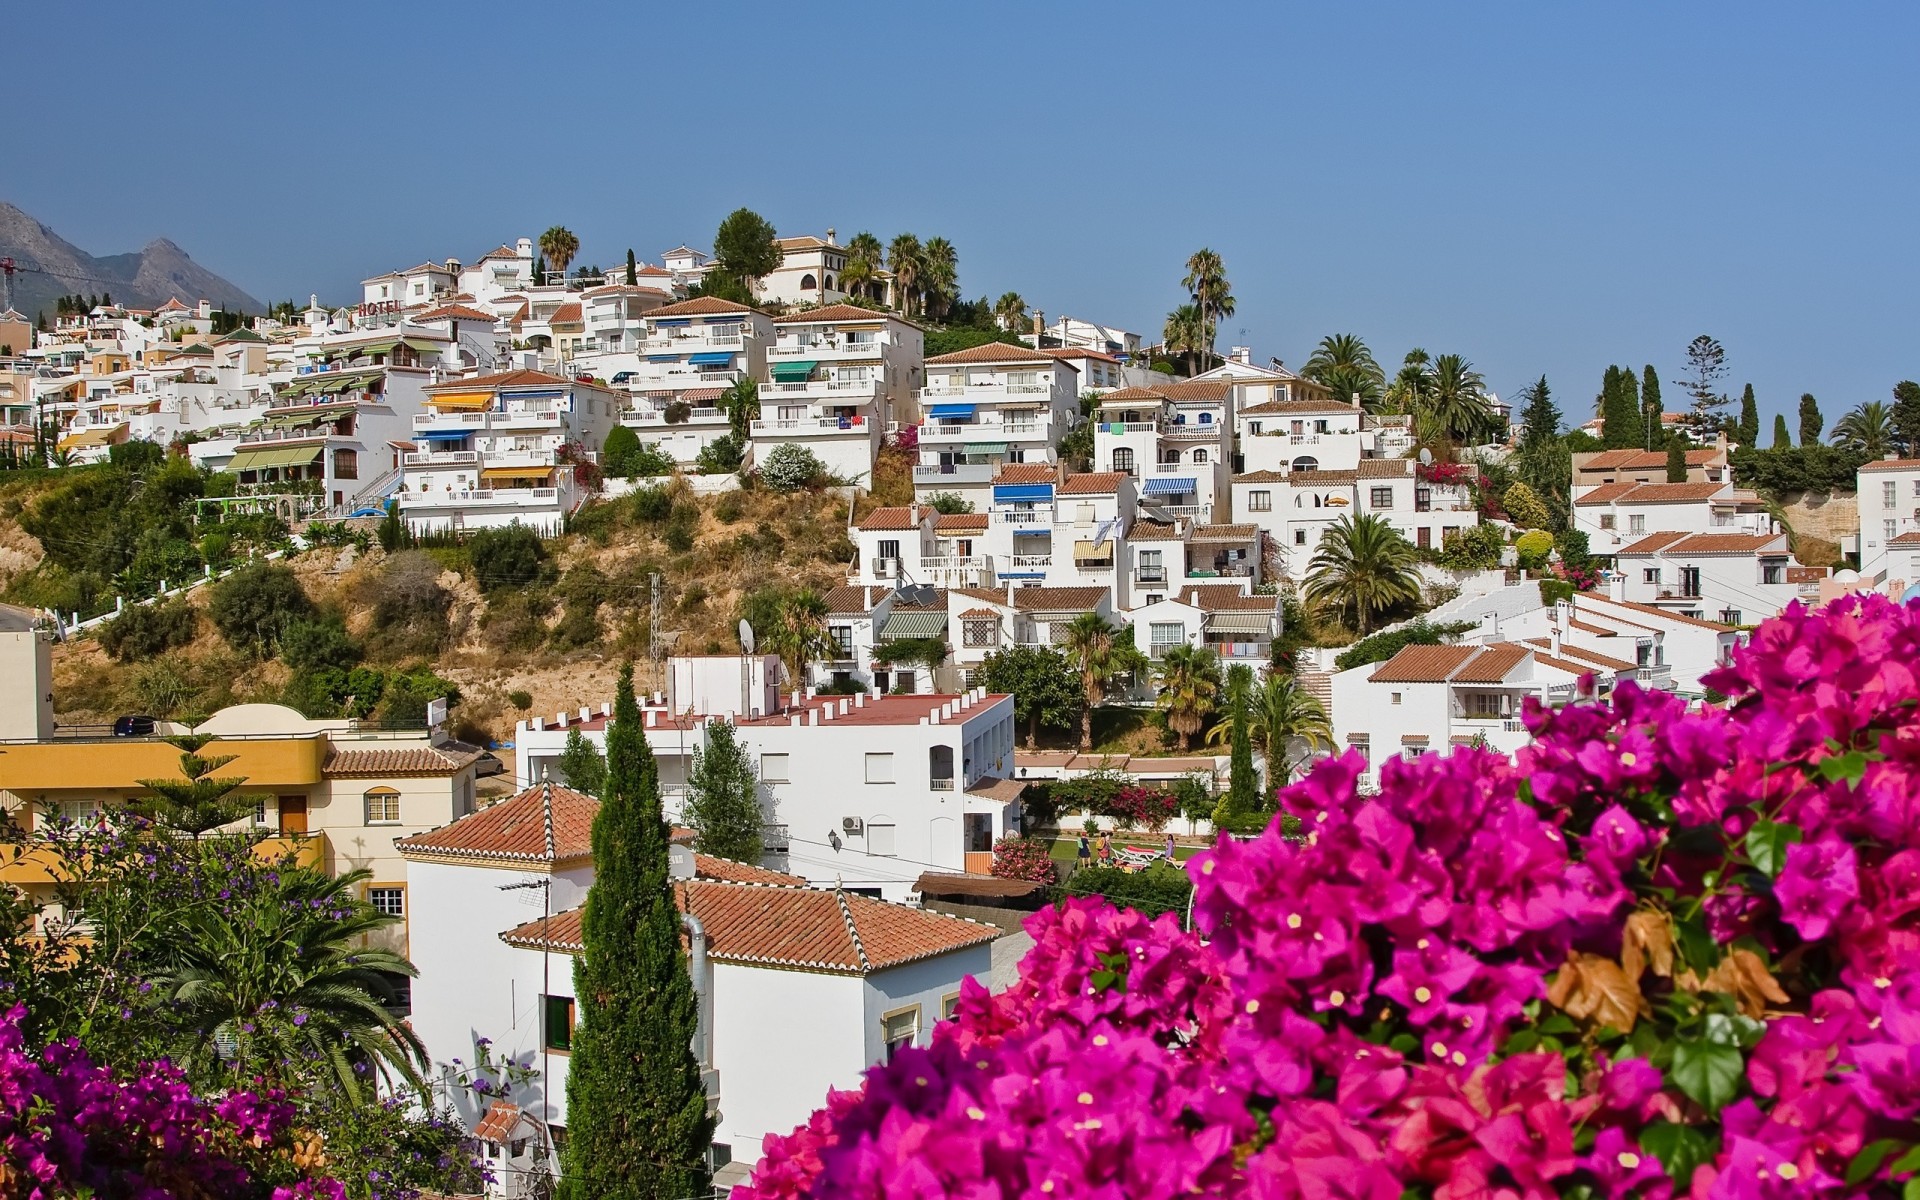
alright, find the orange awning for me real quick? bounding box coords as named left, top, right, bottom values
left=480, top=466, right=551, bottom=482
left=430, top=390, right=493, bottom=410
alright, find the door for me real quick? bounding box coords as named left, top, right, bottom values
left=279, top=796, right=308, bottom=834
left=962, top=813, right=995, bottom=875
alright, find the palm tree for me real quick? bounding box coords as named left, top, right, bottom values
left=844, top=232, right=884, bottom=303
left=1419, top=354, right=1495, bottom=447
left=1181, top=249, right=1234, bottom=369
left=920, top=237, right=959, bottom=322
left=1060, top=612, right=1139, bottom=751
left=155, top=867, right=426, bottom=1099
left=539, top=226, right=579, bottom=285
left=1835, top=400, right=1894, bottom=458
left=1210, top=670, right=1332, bottom=781
left=1163, top=304, right=1207, bottom=376
left=994, top=292, right=1028, bottom=332
left=1304, top=334, right=1386, bottom=410
left=1384, top=349, right=1432, bottom=416
left=1154, top=645, right=1223, bottom=751
left=886, top=234, right=923, bottom=318
left=766, top=588, right=832, bottom=686
left=1304, top=513, right=1423, bottom=636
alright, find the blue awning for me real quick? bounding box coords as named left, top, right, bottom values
left=647, top=354, right=678, bottom=363
left=416, top=429, right=471, bottom=443
left=654, top=318, right=692, bottom=327
left=688, top=351, right=734, bottom=366
left=1143, top=476, right=1197, bottom=495
left=503, top=388, right=565, bottom=400
left=928, top=403, right=976, bottom=419
left=993, top=484, right=1054, bottom=502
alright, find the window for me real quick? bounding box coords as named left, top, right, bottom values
left=1314, top=419, right=1329, bottom=434
left=1248, top=490, right=1271, bottom=511
left=829, top=625, right=853, bottom=658
left=1198, top=412, right=1213, bottom=425
left=1643, top=568, right=1661, bottom=585
left=254, top=798, right=268, bottom=825
left=364, top=788, right=401, bottom=825
left=1346, top=735, right=1370, bottom=766
left=1391, top=692, right=1403, bottom=705
left=1720, top=609, right=1743, bottom=625
left=1294, top=528, right=1307, bottom=546
left=1370, top=487, right=1393, bottom=509
left=1193, top=448, right=1208, bottom=464
left=877, top=539, right=900, bottom=562
left=1416, top=527, right=1431, bottom=550
left=1138, top=549, right=1164, bottom=581
left=367, top=886, right=404, bottom=918
left=54, top=800, right=100, bottom=827
left=800, top=273, right=817, bottom=291
left=543, top=995, right=574, bottom=1053
left=1761, top=559, right=1786, bottom=585
left=760, top=753, right=790, bottom=783
left=1628, top=515, right=1645, bottom=534
left=964, top=812, right=994, bottom=853
left=1249, top=421, right=1263, bottom=435
left=964, top=618, right=998, bottom=648
left=882, top=1007, right=919, bottom=1062
left=1887, top=519, right=1899, bottom=540
left=1111, top=447, right=1134, bottom=475
left=1886, top=481, right=1899, bottom=506
left=867, top=821, right=897, bottom=855
left=1291, top=420, right=1305, bottom=435
left=942, top=993, right=961, bottom=1021
left=865, top=753, right=894, bottom=784
left=1150, top=622, right=1186, bottom=656
left=1466, top=692, right=1510, bottom=719
left=1292, top=456, right=1318, bottom=472
left=1600, top=515, right=1616, bottom=530
left=333, top=448, right=358, bottom=479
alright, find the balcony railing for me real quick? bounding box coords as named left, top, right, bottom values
left=1136, top=567, right=1167, bottom=583
left=993, top=510, right=1049, bottom=525
left=919, top=382, right=1051, bottom=399
left=930, top=776, right=956, bottom=792
left=760, top=378, right=880, bottom=397
left=1096, top=421, right=1159, bottom=433
left=769, top=340, right=883, bottom=357
left=1152, top=462, right=1195, bottom=474
left=415, top=411, right=489, bottom=429
left=1002, top=555, right=1052, bottom=572
left=749, top=416, right=871, bottom=435
left=640, top=331, right=744, bottom=350
left=491, top=409, right=561, bottom=428
left=398, top=487, right=562, bottom=506
left=1162, top=423, right=1222, bottom=439
left=404, top=450, right=479, bottom=467
left=621, top=406, right=725, bottom=426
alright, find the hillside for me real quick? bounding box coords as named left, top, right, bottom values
left=0, top=200, right=262, bottom=320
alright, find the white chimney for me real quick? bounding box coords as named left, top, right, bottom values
left=809, top=708, right=821, bottom=726
left=1006, top=580, right=1016, bottom=605
left=646, top=710, right=658, bottom=727
left=579, top=706, right=592, bottom=724
left=822, top=705, right=835, bottom=721
left=826, top=227, right=837, bottom=245
left=864, top=585, right=873, bottom=608
left=789, top=712, right=803, bottom=726
left=1230, top=346, right=1251, bottom=365
left=517, top=237, right=533, bottom=258
left=855, top=692, right=867, bottom=708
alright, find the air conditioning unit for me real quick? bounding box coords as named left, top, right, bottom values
left=842, top=817, right=864, bottom=836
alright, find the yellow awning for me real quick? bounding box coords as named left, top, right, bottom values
left=57, top=424, right=123, bottom=449
left=480, top=465, right=551, bottom=482
left=430, top=390, right=493, bottom=410
left=1074, top=539, right=1114, bottom=562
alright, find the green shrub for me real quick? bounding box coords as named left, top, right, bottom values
left=98, top=600, right=199, bottom=662
left=601, top=425, right=642, bottom=477
left=550, top=565, right=608, bottom=650
left=1059, top=863, right=1192, bottom=916
left=1540, top=578, right=1577, bottom=606
left=1434, top=522, right=1506, bottom=570
left=1333, top=618, right=1478, bottom=671
left=279, top=613, right=360, bottom=672
left=508, top=689, right=534, bottom=710
left=367, top=552, right=452, bottom=656
left=925, top=492, right=973, bottom=515
left=466, top=524, right=544, bottom=593
left=480, top=589, right=552, bottom=652
left=207, top=561, right=311, bottom=654
left=758, top=444, right=826, bottom=492
left=1515, top=529, right=1555, bottom=570
left=695, top=433, right=744, bottom=475
left=712, top=493, right=743, bottom=523
left=662, top=503, right=699, bottom=553
left=629, top=486, right=672, bottom=523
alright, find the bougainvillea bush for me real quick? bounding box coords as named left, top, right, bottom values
left=989, top=834, right=1058, bottom=884
left=736, top=594, right=1920, bottom=1198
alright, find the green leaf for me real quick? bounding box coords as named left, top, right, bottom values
left=1674, top=917, right=1720, bottom=974
left=1847, top=1139, right=1904, bottom=1186
left=1906, top=1179, right=1920, bottom=1200
left=1818, top=749, right=1870, bottom=789
left=1894, top=1145, right=1920, bottom=1177
left=1671, top=1037, right=1744, bottom=1113
left=1640, top=1120, right=1719, bottom=1189
left=1743, top=818, right=1802, bottom=878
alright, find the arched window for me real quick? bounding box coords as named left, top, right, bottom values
left=1292, top=456, right=1319, bottom=472
left=1199, top=412, right=1213, bottom=425
left=364, top=787, right=401, bottom=825
left=1111, top=447, right=1135, bottom=475
left=824, top=274, right=835, bottom=291
left=800, top=273, right=818, bottom=291
left=1193, top=448, right=1209, bottom=464
left=1163, top=449, right=1181, bottom=464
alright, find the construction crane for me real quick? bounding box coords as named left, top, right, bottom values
left=0, top=258, right=13, bottom=312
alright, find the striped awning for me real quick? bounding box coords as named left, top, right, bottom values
left=428, top=390, right=493, bottom=410
left=56, top=424, right=123, bottom=450
left=228, top=444, right=323, bottom=472
left=1073, top=539, right=1113, bottom=563
left=770, top=360, right=817, bottom=382
left=880, top=610, right=949, bottom=639
left=965, top=442, right=1008, bottom=455
left=1207, top=612, right=1272, bottom=635
left=480, top=465, right=551, bottom=482
left=1143, top=476, right=1197, bottom=495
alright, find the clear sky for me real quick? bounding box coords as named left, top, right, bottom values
left=7, top=2, right=1915, bottom=426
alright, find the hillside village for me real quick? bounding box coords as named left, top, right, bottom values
left=6, top=210, right=1920, bottom=1195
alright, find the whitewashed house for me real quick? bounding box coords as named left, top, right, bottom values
left=1613, top=531, right=1818, bottom=625
left=751, top=304, right=922, bottom=486
left=913, top=345, right=1079, bottom=505
left=1857, top=457, right=1920, bottom=582
left=1571, top=481, right=1775, bottom=555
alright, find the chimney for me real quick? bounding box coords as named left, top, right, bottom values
left=517, top=237, right=533, bottom=258
left=1352, top=391, right=1363, bottom=410
left=809, top=708, right=821, bottom=726
left=1006, top=580, right=1015, bottom=606
left=579, top=706, right=591, bottom=724
left=789, top=712, right=803, bottom=726
left=646, top=709, right=658, bottom=727
left=1231, top=346, right=1251, bottom=365
left=826, top=227, right=837, bottom=245
left=823, top=705, right=835, bottom=721
left=864, top=585, right=873, bottom=609
left=1550, top=627, right=1563, bottom=659
left=445, top=258, right=460, bottom=273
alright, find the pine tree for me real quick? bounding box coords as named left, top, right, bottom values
left=1737, top=384, right=1760, bottom=448
left=563, top=665, right=712, bottom=1200
left=133, top=736, right=261, bottom=838
left=1666, top=439, right=1687, bottom=482
left=683, top=719, right=763, bottom=864
left=1798, top=393, right=1823, bottom=446
left=1772, top=413, right=1792, bottom=449
left=1641, top=365, right=1664, bottom=448
left=556, top=727, right=606, bottom=797
left=1892, top=381, right=1920, bottom=457
left=1513, top=376, right=1570, bottom=524
left=1682, top=335, right=1730, bottom=438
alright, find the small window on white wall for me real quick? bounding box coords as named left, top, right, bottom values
left=761, top=753, right=790, bottom=783
left=867, top=821, right=897, bottom=855
left=865, top=753, right=894, bottom=784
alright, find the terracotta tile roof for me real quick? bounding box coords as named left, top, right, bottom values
left=1523, top=639, right=1637, bottom=672
left=1096, top=387, right=1169, bottom=403
left=965, top=777, right=1027, bottom=804
left=925, top=342, right=1050, bottom=366
left=475, top=244, right=523, bottom=261
left=1450, top=643, right=1530, bottom=683
left=992, top=462, right=1057, bottom=485
left=1368, top=644, right=1478, bottom=683
left=1180, top=587, right=1276, bottom=612
left=1890, top=532, right=1920, bottom=546
left=1154, top=380, right=1231, bottom=402
left=1039, top=346, right=1121, bottom=364
left=426, top=368, right=570, bottom=392
left=397, top=780, right=598, bottom=864
left=500, top=883, right=998, bottom=974
left=1579, top=593, right=1735, bottom=631
left=1189, top=523, right=1257, bottom=542
left=776, top=235, right=834, bottom=251
left=1657, top=533, right=1787, bottom=556
left=1233, top=470, right=1290, bottom=483
left=412, top=303, right=499, bottom=323
left=1577, top=448, right=1721, bottom=470
left=581, top=283, right=671, bottom=297
left=323, top=741, right=484, bottom=777
left=1128, top=519, right=1184, bottom=541
left=1014, top=750, right=1077, bottom=767
left=858, top=505, right=921, bottom=531
left=955, top=585, right=1107, bottom=613
left=1533, top=654, right=1603, bottom=678
left=473, top=1102, right=522, bottom=1143
left=646, top=296, right=756, bottom=318
left=548, top=302, right=583, bottom=326
left=1572, top=482, right=1639, bottom=506
left=1287, top=469, right=1359, bottom=486
left=823, top=585, right=875, bottom=614
left=1859, top=458, right=1920, bottom=472
left=916, top=873, right=1048, bottom=900
left=1058, top=471, right=1126, bottom=495
left=934, top=513, right=988, bottom=533
left=1357, top=458, right=1416, bottom=478
left=1617, top=531, right=1692, bottom=555
left=693, top=853, right=807, bottom=886
left=1240, top=397, right=1358, bottom=415
left=772, top=304, right=897, bottom=325
left=1578, top=482, right=1728, bottom=506
left=957, top=606, right=1000, bottom=619
left=1569, top=619, right=1620, bottom=636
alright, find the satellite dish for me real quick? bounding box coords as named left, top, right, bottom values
left=1418, top=448, right=1433, bottom=466
left=738, top=619, right=756, bottom=654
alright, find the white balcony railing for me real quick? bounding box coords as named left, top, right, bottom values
left=403, top=450, right=479, bottom=467
left=993, top=510, right=1049, bottom=525
left=1003, top=555, right=1052, bottom=571
left=398, top=487, right=563, bottom=507
left=750, top=416, right=872, bottom=435
left=491, top=409, right=561, bottom=429
left=414, top=411, right=489, bottom=429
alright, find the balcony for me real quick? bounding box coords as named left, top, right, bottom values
left=768, top=339, right=885, bottom=359
left=920, top=419, right=1049, bottom=443
left=1636, top=664, right=1673, bottom=690
left=490, top=409, right=562, bottom=430
left=1135, top=567, right=1167, bottom=583
left=930, top=776, right=956, bottom=792
left=398, top=487, right=564, bottom=508
left=1289, top=434, right=1323, bottom=445
left=759, top=378, right=881, bottom=401
left=403, top=450, right=479, bottom=467
left=918, top=382, right=1051, bottom=399
left=1162, top=423, right=1223, bottom=440
left=916, top=556, right=988, bottom=586
left=415, top=411, right=489, bottom=430
left=1187, top=563, right=1253, bottom=579
left=913, top=462, right=996, bottom=485
left=621, top=406, right=726, bottom=428
left=1151, top=461, right=1196, bottom=474
left=1000, top=555, right=1052, bottom=573
left=1204, top=640, right=1271, bottom=659
left=639, top=329, right=745, bottom=351
left=993, top=510, right=1050, bottom=526
left=749, top=415, right=873, bottom=436
left=1096, top=420, right=1159, bottom=433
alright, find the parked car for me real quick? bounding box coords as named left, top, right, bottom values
left=473, top=751, right=506, bottom=778
left=113, top=715, right=157, bottom=737
left=609, top=370, right=636, bottom=385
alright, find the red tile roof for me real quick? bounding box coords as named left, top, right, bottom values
left=1576, top=448, right=1722, bottom=470
left=1240, top=397, right=1358, bottom=415
left=647, top=296, right=757, bottom=318
left=397, top=780, right=598, bottom=864
left=1575, top=482, right=1728, bottom=506
left=548, top=302, right=583, bottom=326
left=1522, top=639, right=1638, bottom=672
left=1154, top=380, right=1232, bottom=402
left=500, top=882, right=999, bottom=974
left=323, top=742, right=485, bottom=778
left=412, top=303, right=500, bottom=323
left=1233, top=470, right=1290, bottom=483
left=823, top=585, right=877, bottom=613
left=1179, top=585, right=1276, bottom=612
left=1128, top=519, right=1184, bottom=541
left=1616, top=531, right=1692, bottom=555
left=953, top=585, right=1108, bottom=612
left=1579, top=593, right=1735, bottom=631
left=1189, top=523, right=1256, bottom=542
left=1038, top=346, right=1121, bottom=365
left=1096, top=387, right=1169, bottom=403
left=1368, top=644, right=1479, bottom=683
left=991, top=462, right=1057, bottom=485
left=934, top=513, right=988, bottom=533
left=1057, top=471, right=1126, bottom=495
left=925, top=342, right=1050, bottom=366
left=1356, top=458, right=1416, bottom=479
left=425, top=368, right=570, bottom=392
left=858, top=505, right=921, bottom=531
left=965, top=777, right=1027, bottom=804
left=1859, top=458, right=1920, bottom=473
left=473, top=1102, right=522, bottom=1143
left=1641, top=533, right=1786, bottom=556
left=772, top=304, right=899, bottom=325
left=694, top=853, right=806, bottom=886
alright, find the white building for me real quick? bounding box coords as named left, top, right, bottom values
left=1613, top=531, right=1818, bottom=625
left=1031, top=315, right=1142, bottom=360
left=1237, top=392, right=1365, bottom=475
left=756, top=232, right=855, bottom=307
left=913, top=344, right=1079, bottom=505
left=1857, top=456, right=1920, bottom=582
left=751, top=305, right=923, bottom=486
left=1571, top=481, right=1775, bottom=555
left=1038, top=347, right=1128, bottom=393
left=400, top=781, right=996, bottom=1191
left=457, top=240, right=537, bottom=309
left=1091, top=386, right=1232, bottom=522
left=1129, top=585, right=1282, bottom=670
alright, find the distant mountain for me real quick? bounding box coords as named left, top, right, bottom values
left=0, top=201, right=262, bottom=323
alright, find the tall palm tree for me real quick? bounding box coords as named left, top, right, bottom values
left=843, top=232, right=884, bottom=303
left=1835, top=400, right=1894, bottom=458
left=886, top=234, right=923, bottom=318
left=155, top=867, right=426, bottom=1100
left=1210, top=670, right=1332, bottom=780
left=1304, top=334, right=1386, bottom=410
left=766, top=588, right=832, bottom=686
left=1384, top=349, right=1433, bottom=416
left=994, top=292, right=1029, bottom=332
left=1304, top=513, right=1423, bottom=636
left=920, top=237, right=959, bottom=322
left=1154, top=644, right=1223, bottom=751
left=1419, top=354, right=1494, bottom=447
left=1163, top=304, right=1207, bottom=376
left=1061, top=612, right=1139, bottom=751
left=1181, top=249, right=1234, bottom=370
left=539, top=226, right=579, bottom=284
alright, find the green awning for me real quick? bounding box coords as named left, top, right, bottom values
left=881, top=610, right=949, bottom=639
left=1208, top=613, right=1273, bottom=635
left=769, top=360, right=817, bottom=383
left=353, top=339, right=400, bottom=357
left=965, top=442, right=1008, bottom=455
left=228, top=444, right=323, bottom=472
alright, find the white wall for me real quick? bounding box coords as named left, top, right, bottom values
left=861, top=945, right=992, bottom=1064
left=710, top=962, right=864, bottom=1154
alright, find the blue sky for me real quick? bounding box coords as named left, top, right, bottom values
left=8, top=3, right=1915, bottom=426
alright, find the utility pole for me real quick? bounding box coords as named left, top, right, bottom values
left=648, top=571, right=663, bottom=694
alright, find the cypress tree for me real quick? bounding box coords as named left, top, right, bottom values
left=1737, top=384, right=1760, bottom=448
left=1892, top=380, right=1920, bottom=457
left=1641, top=365, right=1664, bottom=448
left=1600, top=365, right=1641, bottom=449
left=1666, top=439, right=1687, bottom=482
left=1772, top=413, right=1792, bottom=449
left=625, top=249, right=638, bottom=286
left=1618, top=368, right=1640, bottom=448
left=1226, top=665, right=1258, bottom=812
left=1798, top=393, right=1823, bottom=446
left=563, top=665, right=712, bottom=1200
